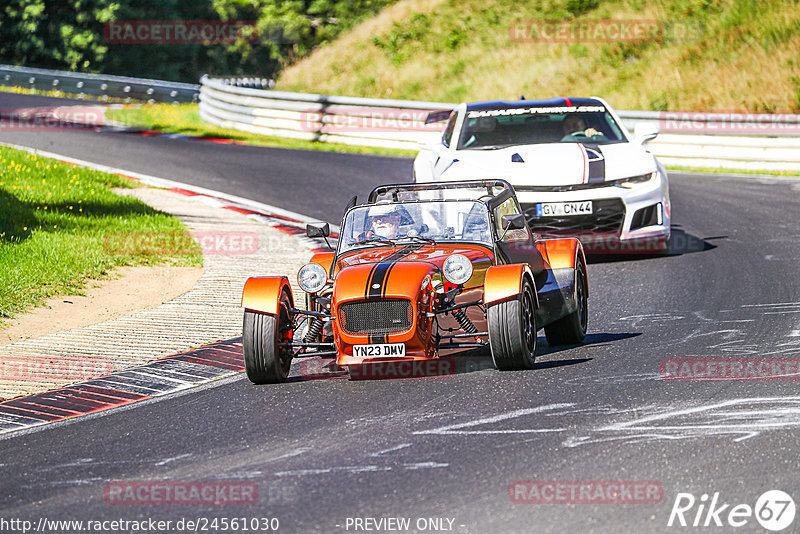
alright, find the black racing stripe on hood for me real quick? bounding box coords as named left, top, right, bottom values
left=367, top=262, right=393, bottom=299
left=364, top=262, right=381, bottom=299
left=582, top=143, right=605, bottom=183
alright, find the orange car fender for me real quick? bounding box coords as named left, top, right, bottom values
left=483, top=264, right=537, bottom=307
left=308, top=251, right=335, bottom=275
left=241, top=276, right=293, bottom=315
left=540, top=238, right=583, bottom=270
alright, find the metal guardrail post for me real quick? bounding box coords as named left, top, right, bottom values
left=0, top=64, right=200, bottom=104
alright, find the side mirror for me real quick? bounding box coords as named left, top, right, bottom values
left=634, top=122, right=659, bottom=144
left=501, top=213, right=526, bottom=230
left=306, top=223, right=330, bottom=238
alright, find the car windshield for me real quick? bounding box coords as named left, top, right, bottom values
left=457, top=105, right=625, bottom=149
left=338, top=200, right=493, bottom=253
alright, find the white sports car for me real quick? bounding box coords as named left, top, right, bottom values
left=414, top=97, right=671, bottom=253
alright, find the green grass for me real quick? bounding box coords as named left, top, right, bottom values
left=277, top=0, right=800, bottom=113
left=0, top=146, right=202, bottom=322
left=106, top=104, right=417, bottom=157
left=666, top=164, right=800, bottom=177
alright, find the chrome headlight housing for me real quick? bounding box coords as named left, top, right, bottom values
left=297, top=263, right=327, bottom=293
left=442, top=254, right=473, bottom=285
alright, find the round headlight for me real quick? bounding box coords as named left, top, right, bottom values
left=442, top=254, right=473, bottom=285
left=297, top=263, right=327, bottom=293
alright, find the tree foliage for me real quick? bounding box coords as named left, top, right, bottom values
left=0, top=0, right=397, bottom=83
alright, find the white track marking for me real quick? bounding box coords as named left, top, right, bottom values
left=403, top=462, right=449, bottom=470
left=413, top=403, right=573, bottom=436
left=369, top=444, right=411, bottom=457
left=155, top=453, right=192, bottom=466
left=270, top=447, right=312, bottom=461
left=274, top=465, right=392, bottom=477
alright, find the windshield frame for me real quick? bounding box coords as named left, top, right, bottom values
left=456, top=105, right=626, bottom=150
left=335, top=199, right=496, bottom=257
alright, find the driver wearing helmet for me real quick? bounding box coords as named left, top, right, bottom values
left=358, top=204, right=410, bottom=240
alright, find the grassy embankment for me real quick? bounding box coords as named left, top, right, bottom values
left=277, top=0, right=800, bottom=112
left=0, top=146, right=201, bottom=323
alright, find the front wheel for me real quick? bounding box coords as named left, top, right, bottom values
left=544, top=257, right=588, bottom=345
left=243, top=291, right=293, bottom=384
left=487, top=277, right=537, bottom=370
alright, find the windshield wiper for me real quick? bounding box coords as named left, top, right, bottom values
left=352, top=237, right=395, bottom=247
left=399, top=235, right=435, bottom=245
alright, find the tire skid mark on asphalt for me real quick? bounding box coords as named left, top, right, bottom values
left=563, top=396, right=800, bottom=446
left=724, top=302, right=800, bottom=338
left=0, top=338, right=245, bottom=437
left=615, top=305, right=800, bottom=356
left=408, top=398, right=800, bottom=447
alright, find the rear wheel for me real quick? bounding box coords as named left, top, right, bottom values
left=487, top=277, right=537, bottom=370
left=544, top=258, right=588, bottom=345
left=243, top=291, right=293, bottom=384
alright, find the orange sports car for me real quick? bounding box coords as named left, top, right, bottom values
left=241, top=180, right=588, bottom=383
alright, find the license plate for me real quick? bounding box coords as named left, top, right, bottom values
left=352, top=343, right=406, bottom=358
left=535, top=201, right=593, bottom=217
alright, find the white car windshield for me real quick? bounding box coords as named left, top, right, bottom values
left=338, top=200, right=493, bottom=252
left=457, top=107, right=625, bottom=149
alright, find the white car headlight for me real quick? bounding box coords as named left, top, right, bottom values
left=297, top=263, right=327, bottom=293
left=624, top=172, right=656, bottom=184
left=442, top=254, right=473, bottom=285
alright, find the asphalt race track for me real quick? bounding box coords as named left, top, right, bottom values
left=2, top=93, right=800, bottom=533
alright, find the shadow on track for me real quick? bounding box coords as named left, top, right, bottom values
left=586, top=226, right=719, bottom=264
left=290, top=332, right=640, bottom=382
left=536, top=331, right=642, bottom=357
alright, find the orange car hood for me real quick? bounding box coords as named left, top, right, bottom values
left=335, top=244, right=493, bottom=273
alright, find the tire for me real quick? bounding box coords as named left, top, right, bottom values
left=243, top=291, right=293, bottom=384
left=487, top=277, right=537, bottom=370
left=544, top=257, right=588, bottom=346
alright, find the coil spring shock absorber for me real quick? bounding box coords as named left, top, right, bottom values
left=452, top=308, right=477, bottom=334
left=304, top=317, right=324, bottom=342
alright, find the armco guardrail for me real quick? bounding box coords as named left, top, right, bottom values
left=199, top=75, right=449, bottom=150
left=200, top=76, right=800, bottom=171
left=0, top=64, right=199, bottom=104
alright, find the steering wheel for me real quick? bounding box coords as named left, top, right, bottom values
left=567, top=130, right=589, bottom=137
